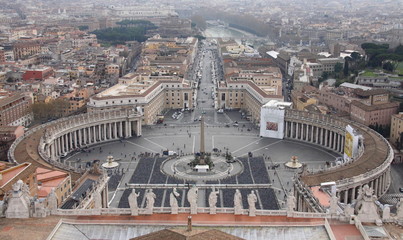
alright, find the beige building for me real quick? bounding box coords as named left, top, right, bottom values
left=350, top=89, right=399, bottom=127
left=88, top=37, right=197, bottom=125
left=292, top=92, right=318, bottom=111
left=88, top=75, right=193, bottom=125
left=217, top=80, right=283, bottom=124
left=390, top=113, right=403, bottom=147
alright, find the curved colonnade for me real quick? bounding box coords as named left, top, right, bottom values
left=284, top=110, right=393, bottom=211
left=9, top=110, right=142, bottom=175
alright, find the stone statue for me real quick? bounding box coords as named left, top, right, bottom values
left=47, top=188, right=58, bottom=214
left=234, top=189, right=243, bottom=215
left=128, top=189, right=140, bottom=216
left=187, top=186, right=198, bottom=214
left=170, top=188, right=180, bottom=214
left=355, top=185, right=380, bottom=223
left=93, top=190, right=102, bottom=209
left=247, top=190, right=257, bottom=216
left=33, top=201, right=47, bottom=218
left=21, top=182, right=31, bottom=207
left=145, top=189, right=156, bottom=214
left=329, top=192, right=339, bottom=215
left=208, top=187, right=219, bottom=214
left=382, top=205, right=390, bottom=221
left=344, top=204, right=354, bottom=218
left=397, top=198, right=403, bottom=220
left=287, top=192, right=296, bottom=213
left=12, top=180, right=23, bottom=192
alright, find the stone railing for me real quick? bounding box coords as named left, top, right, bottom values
left=53, top=207, right=334, bottom=219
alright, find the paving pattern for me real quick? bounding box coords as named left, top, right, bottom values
left=118, top=156, right=279, bottom=210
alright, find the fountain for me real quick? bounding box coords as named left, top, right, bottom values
left=285, top=155, right=303, bottom=169
left=102, top=155, right=119, bottom=169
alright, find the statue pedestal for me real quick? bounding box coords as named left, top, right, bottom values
left=5, top=191, right=30, bottom=218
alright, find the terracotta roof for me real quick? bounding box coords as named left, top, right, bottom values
left=353, top=88, right=389, bottom=97
left=0, top=162, right=36, bottom=195
left=350, top=100, right=399, bottom=111
left=0, top=93, right=25, bottom=107
left=132, top=228, right=244, bottom=240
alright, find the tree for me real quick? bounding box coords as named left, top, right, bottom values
left=350, top=52, right=361, bottom=61
left=383, top=61, right=394, bottom=72
left=334, top=62, right=343, bottom=73
left=319, top=71, right=329, bottom=83
left=78, top=25, right=89, bottom=31
left=194, top=34, right=206, bottom=41
left=343, top=60, right=349, bottom=76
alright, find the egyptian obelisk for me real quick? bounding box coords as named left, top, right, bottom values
left=199, top=116, right=206, bottom=164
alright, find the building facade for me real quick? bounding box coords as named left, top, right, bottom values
left=0, top=93, right=33, bottom=127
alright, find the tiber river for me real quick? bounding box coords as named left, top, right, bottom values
left=203, top=24, right=263, bottom=46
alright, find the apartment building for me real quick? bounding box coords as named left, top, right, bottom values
left=13, top=41, right=41, bottom=60
left=350, top=89, right=399, bottom=126
left=0, top=93, right=33, bottom=127
left=390, top=113, right=403, bottom=147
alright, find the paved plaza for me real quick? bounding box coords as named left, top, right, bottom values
left=64, top=117, right=340, bottom=209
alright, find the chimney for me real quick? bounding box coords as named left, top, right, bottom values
left=187, top=216, right=192, bottom=232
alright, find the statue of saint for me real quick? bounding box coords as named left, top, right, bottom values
left=145, top=189, right=156, bottom=214
left=187, top=186, right=198, bottom=214
left=170, top=188, right=180, bottom=214
left=397, top=198, right=403, bottom=219
left=47, top=188, right=58, bottom=213
left=128, top=189, right=140, bottom=216
left=247, top=190, right=257, bottom=216
left=287, top=192, right=296, bottom=213
left=93, top=190, right=102, bottom=209
left=355, top=185, right=381, bottom=222
left=234, top=189, right=243, bottom=215
left=209, top=187, right=219, bottom=214
left=329, top=192, right=339, bottom=214
left=382, top=205, right=390, bottom=221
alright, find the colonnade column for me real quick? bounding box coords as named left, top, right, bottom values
left=290, top=122, right=294, bottom=138
left=98, top=125, right=102, bottom=141
left=113, top=122, right=117, bottom=139
left=69, top=132, right=73, bottom=150
left=119, top=121, right=123, bottom=138
left=57, top=138, right=60, bottom=155
left=84, top=127, right=88, bottom=145
left=73, top=130, right=77, bottom=149
left=137, top=120, right=141, bottom=136
left=62, top=135, right=66, bottom=153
